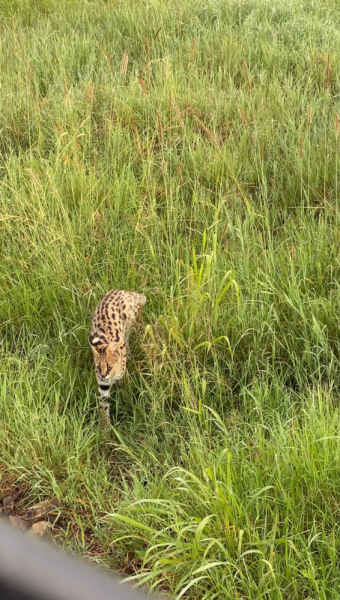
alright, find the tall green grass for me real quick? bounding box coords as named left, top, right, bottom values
left=0, top=0, right=339, bottom=598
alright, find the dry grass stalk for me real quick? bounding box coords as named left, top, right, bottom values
left=157, top=111, right=163, bottom=143
left=24, top=168, right=43, bottom=193
left=335, top=113, right=339, bottom=137
left=64, top=88, right=71, bottom=106
left=324, top=54, right=330, bottom=91
left=86, top=84, right=95, bottom=104
left=170, top=93, right=185, bottom=129
left=308, top=105, right=312, bottom=127
left=154, top=26, right=162, bottom=40
left=239, top=108, right=248, bottom=128
left=220, top=221, right=229, bottom=243
left=177, top=164, right=183, bottom=186
left=194, top=115, right=218, bottom=147
left=290, top=246, right=297, bottom=261
left=137, top=76, right=146, bottom=96
left=119, top=51, right=129, bottom=76
left=261, top=135, right=265, bottom=162
left=242, top=59, right=251, bottom=90
left=101, top=47, right=113, bottom=69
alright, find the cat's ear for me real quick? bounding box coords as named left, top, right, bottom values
left=89, top=335, right=108, bottom=356
left=106, top=342, right=121, bottom=359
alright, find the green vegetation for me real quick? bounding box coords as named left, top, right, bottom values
left=0, top=0, right=339, bottom=597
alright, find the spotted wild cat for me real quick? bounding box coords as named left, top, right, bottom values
left=89, top=290, right=146, bottom=426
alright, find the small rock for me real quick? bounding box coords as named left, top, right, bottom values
left=25, top=498, right=59, bottom=523
left=8, top=516, right=30, bottom=531
left=28, top=521, right=50, bottom=537
left=3, top=496, right=15, bottom=508
left=0, top=506, right=13, bottom=516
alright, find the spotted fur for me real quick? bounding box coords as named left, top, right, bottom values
left=89, top=290, right=146, bottom=426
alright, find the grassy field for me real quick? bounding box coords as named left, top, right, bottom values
left=0, top=0, right=339, bottom=597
